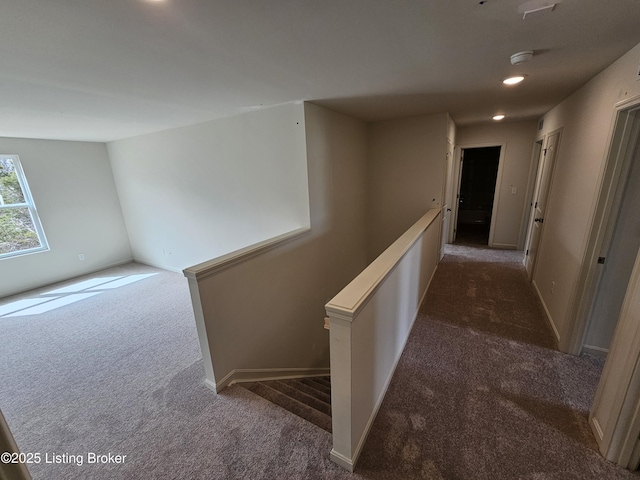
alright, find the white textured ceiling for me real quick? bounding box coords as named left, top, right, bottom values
left=1, top=0, right=639, bottom=142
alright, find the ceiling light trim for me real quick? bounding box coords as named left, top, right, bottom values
left=503, top=75, right=526, bottom=85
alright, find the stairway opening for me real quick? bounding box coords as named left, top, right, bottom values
left=240, top=376, right=332, bottom=432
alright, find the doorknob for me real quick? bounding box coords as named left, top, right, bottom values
left=534, top=218, right=544, bottom=223
left=447, top=208, right=452, bottom=212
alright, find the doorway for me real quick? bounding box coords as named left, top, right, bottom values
left=582, top=118, right=640, bottom=357
left=454, top=146, right=501, bottom=246
left=523, top=130, right=561, bottom=280
left=586, top=100, right=640, bottom=470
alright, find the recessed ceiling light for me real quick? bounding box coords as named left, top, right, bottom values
left=503, top=75, right=526, bottom=85
left=493, top=115, right=505, bottom=121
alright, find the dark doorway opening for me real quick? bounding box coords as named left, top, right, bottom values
left=455, top=146, right=501, bottom=246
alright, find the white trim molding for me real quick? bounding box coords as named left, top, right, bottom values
left=183, top=227, right=310, bottom=281
left=207, top=368, right=331, bottom=393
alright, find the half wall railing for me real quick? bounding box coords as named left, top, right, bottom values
left=183, top=227, right=334, bottom=393
left=325, top=209, right=441, bottom=471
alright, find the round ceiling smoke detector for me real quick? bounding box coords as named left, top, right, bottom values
left=510, top=51, right=534, bottom=65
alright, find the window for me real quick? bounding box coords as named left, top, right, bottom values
left=0, top=155, right=49, bottom=259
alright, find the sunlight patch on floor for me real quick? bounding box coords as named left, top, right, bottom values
left=1, top=273, right=158, bottom=318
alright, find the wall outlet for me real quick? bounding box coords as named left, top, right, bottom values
left=511, top=186, right=517, bottom=195
left=78, top=253, right=85, bottom=261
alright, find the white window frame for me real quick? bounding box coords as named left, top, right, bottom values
left=0, top=154, right=49, bottom=259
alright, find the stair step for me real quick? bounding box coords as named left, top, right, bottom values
left=309, top=376, right=331, bottom=389
left=265, top=380, right=331, bottom=415
left=245, top=382, right=332, bottom=432
left=281, top=378, right=331, bottom=404
left=298, top=377, right=331, bottom=396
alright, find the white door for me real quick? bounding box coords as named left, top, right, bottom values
left=524, top=131, right=560, bottom=279
left=440, top=141, right=455, bottom=259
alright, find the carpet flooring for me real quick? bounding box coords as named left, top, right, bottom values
left=354, top=244, right=636, bottom=479
left=0, top=248, right=636, bottom=479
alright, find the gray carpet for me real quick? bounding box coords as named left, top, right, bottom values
left=354, top=244, right=635, bottom=479
left=0, top=263, right=342, bottom=479
left=0, top=249, right=636, bottom=479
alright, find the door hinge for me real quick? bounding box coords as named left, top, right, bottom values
left=526, top=249, right=529, bottom=256
left=535, top=201, right=538, bottom=208
left=543, top=148, right=548, bottom=156
left=597, top=257, right=606, bottom=264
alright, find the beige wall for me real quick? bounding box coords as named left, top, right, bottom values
left=367, top=113, right=448, bottom=260
left=187, top=102, right=370, bottom=387
left=108, top=103, right=310, bottom=272
left=0, top=138, right=132, bottom=298
left=457, top=121, right=538, bottom=248
left=533, top=42, right=640, bottom=347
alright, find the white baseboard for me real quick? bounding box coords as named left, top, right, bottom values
left=582, top=345, right=609, bottom=358
left=591, top=416, right=604, bottom=446
left=132, top=257, right=183, bottom=273
left=490, top=243, right=518, bottom=250
left=212, top=367, right=331, bottom=393
left=532, top=280, right=561, bottom=342
left=330, top=449, right=354, bottom=472
left=203, top=378, right=218, bottom=393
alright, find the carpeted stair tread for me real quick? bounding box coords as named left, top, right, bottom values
left=281, top=378, right=331, bottom=404
left=264, top=380, right=331, bottom=415
left=298, top=377, right=331, bottom=395
left=244, top=382, right=332, bottom=432
left=309, top=376, right=331, bottom=388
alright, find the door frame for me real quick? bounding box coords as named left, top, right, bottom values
left=452, top=143, right=506, bottom=247
left=522, top=129, right=562, bottom=281
left=582, top=96, right=640, bottom=468
left=519, top=138, right=544, bottom=255
left=590, top=245, right=640, bottom=468
left=560, top=94, right=640, bottom=355
left=440, top=139, right=455, bottom=257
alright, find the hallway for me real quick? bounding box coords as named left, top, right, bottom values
left=353, top=244, right=635, bottom=479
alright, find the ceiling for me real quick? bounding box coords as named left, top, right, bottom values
left=1, top=0, right=639, bottom=142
